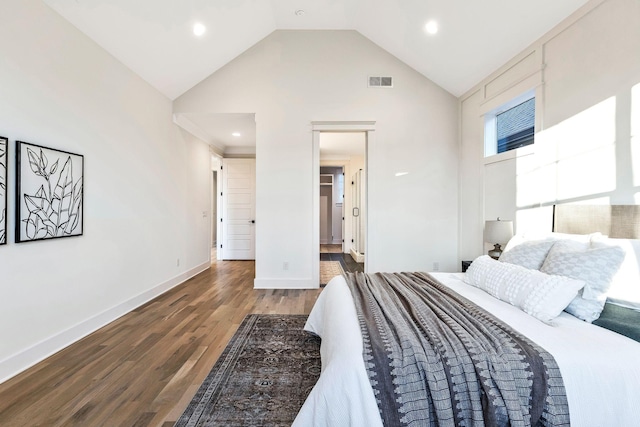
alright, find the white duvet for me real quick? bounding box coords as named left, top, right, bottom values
left=293, top=272, right=640, bottom=427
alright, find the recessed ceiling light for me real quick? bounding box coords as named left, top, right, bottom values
left=295, top=9, right=305, bottom=16
left=395, top=172, right=409, bottom=177
left=424, top=20, right=438, bottom=35
left=193, top=22, right=206, bottom=37
left=232, top=132, right=241, bottom=137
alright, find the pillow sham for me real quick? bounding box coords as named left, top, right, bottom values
left=525, top=231, right=602, bottom=242
left=465, top=255, right=585, bottom=323
left=499, top=239, right=556, bottom=270
left=593, top=303, right=640, bottom=342
left=502, top=232, right=599, bottom=256
left=540, top=240, right=625, bottom=322
left=591, top=236, right=640, bottom=310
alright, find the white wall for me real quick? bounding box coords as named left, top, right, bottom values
left=174, top=30, right=459, bottom=287
left=459, top=0, right=640, bottom=262
left=0, top=1, right=211, bottom=382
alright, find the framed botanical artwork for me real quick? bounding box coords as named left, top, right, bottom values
left=15, top=141, right=84, bottom=243
left=0, top=136, right=7, bottom=245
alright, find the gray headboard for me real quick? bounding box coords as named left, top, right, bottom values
left=553, top=204, right=640, bottom=239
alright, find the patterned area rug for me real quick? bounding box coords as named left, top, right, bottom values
left=175, top=314, right=320, bottom=427
left=320, top=260, right=345, bottom=285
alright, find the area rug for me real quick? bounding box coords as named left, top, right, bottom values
left=319, top=260, right=345, bottom=285
left=175, top=314, right=320, bottom=427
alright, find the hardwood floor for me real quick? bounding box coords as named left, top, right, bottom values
left=0, top=259, right=322, bottom=426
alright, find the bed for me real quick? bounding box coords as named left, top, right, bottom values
left=293, top=205, right=640, bottom=426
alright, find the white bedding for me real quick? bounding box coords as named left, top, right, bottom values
left=293, top=272, right=640, bottom=427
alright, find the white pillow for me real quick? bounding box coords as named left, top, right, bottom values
left=499, top=239, right=556, bottom=270
left=502, top=232, right=598, bottom=255
left=524, top=231, right=602, bottom=242
left=465, top=255, right=585, bottom=323
left=590, top=236, right=640, bottom=310
left=503, top=234, right=526, bottom=253
left=541, top=240, right=625, bottom=322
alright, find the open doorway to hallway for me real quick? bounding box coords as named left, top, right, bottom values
left=174, top=112, right=256, bottom=265
left=318, top=132, right=366, bottom=282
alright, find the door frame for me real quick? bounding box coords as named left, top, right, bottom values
left=312, top=121, right=374, bottom=285
left=211, top=153, right=223, bottom=261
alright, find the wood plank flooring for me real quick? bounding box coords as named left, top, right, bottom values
left=0, top=259, right=322, bottom=426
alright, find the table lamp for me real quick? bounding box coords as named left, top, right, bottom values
left=484, top=218, right=513, bottom=259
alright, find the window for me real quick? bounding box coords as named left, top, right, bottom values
left=496, top=97, right=535, bottom=153
left=484, top=92, right=535, bottom=157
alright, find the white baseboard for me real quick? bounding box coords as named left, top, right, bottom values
left=0, top=260, right=210, bottom=385
left=254, top=277, right=319, bottom=289
left=350, top=248, right=365, bottom=263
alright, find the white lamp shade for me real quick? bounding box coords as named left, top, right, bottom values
left=484, top=219, right=513, bottom=244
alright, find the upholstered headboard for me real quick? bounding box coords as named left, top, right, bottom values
left=553, top=204, right=640, bottom=239
left=553, top=204, right=640, bottom=342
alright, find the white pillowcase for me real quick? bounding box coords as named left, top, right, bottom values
left=540, top=240, right=625, bottom=322
left=465, top=255, right=585, bottom=323
left=499, top=239, right=557, bottom=270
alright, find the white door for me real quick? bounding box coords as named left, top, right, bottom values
left=351, top=169, right=365, bottom=261
left=358, top=169, right=366, bottom=254
left=352, top=171, right=360, bottom=254
left=222, top=158, right=256, bottom=260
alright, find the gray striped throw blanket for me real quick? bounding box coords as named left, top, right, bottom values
left=346, top=272, right=570, bottom=427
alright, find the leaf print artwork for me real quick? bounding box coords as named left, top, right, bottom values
left=16, top=141, right=84, bottom=243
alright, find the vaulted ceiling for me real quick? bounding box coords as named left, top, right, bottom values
left=42, top=0, right=590, bottom=154
left=43, top=0, right=589, bottom=101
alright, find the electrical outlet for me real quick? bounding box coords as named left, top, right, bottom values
left=283, top=261, right=289, bottom=270
left=433, top=262, right=439, bottom=271
left=177, top=258, right=180, bottom=267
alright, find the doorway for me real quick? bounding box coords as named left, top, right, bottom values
left=314, top=124, right=370, bottom=284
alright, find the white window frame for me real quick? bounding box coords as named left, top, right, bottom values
left=484, top=89, right=535, bottom=158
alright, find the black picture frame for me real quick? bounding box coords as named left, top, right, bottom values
left=15, top=141, right=84, bottom=243
left=0, top=136, right=7, bottom=245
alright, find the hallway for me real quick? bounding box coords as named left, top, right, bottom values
left=320, top=244, right=364, bottom=274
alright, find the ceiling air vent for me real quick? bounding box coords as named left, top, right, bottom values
left=368, top=76, right=393, bottom=88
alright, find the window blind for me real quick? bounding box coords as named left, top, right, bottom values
left=496, top=97, right=535, bottom=153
